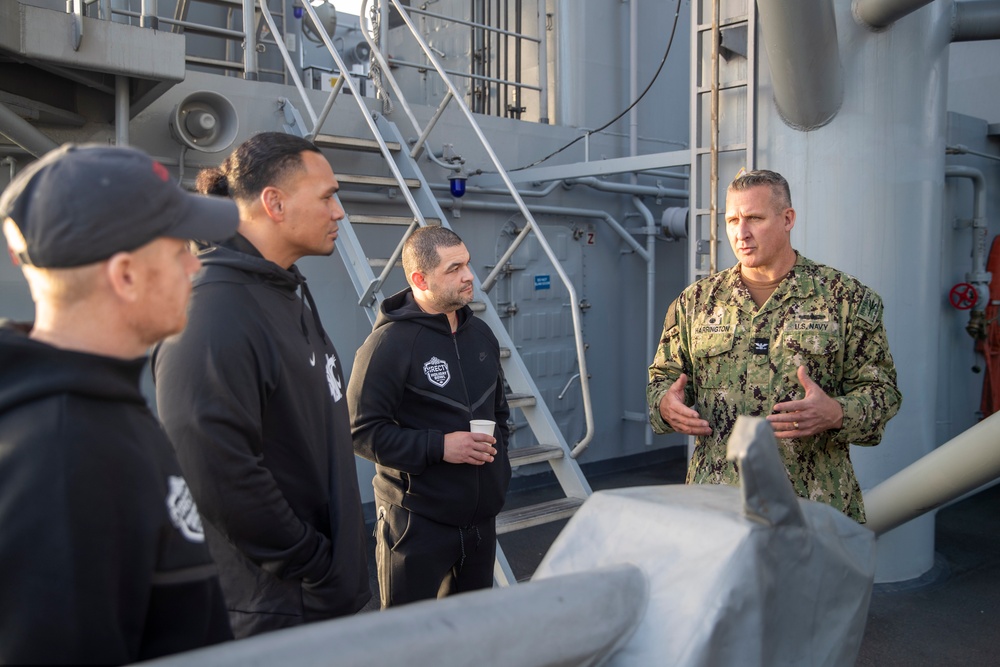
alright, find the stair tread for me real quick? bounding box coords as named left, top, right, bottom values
left=338, top=173, right=421, bottom=188
left=314, top=133, right=401, bottom=152
left=506, top=392, right=536, bottom=407
left=349, top=214, right=423, bottom=226
left=496, top=497, right=586, bottom=534
left=508, top=444, right=564, bottom=467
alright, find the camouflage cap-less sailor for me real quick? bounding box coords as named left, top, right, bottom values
left=647, top=254, right=901, bottom=522
left=0, top=143, right=239, bottom=268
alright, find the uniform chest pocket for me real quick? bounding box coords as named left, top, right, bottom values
left=779, top=329, right=843, bottom=390
left=692, top=332, right=736, bottom=388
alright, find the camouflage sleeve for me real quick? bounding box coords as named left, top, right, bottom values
left=647, top=296, right=689, bottom=434
left=832, top=287, right=902, bottom=446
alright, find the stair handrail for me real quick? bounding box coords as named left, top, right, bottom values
left=359, top=0, right=595, bottom=456
left=258, top=0, right=431, bottom=306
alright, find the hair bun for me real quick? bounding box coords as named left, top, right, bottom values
left=195, top=167, right=229, bottom=197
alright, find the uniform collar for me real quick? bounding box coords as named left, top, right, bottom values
left=730, top=252, right=818, bottom=313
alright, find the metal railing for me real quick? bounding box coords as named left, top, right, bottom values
left=359, top=0, right=595, bottom=456
left=382, top=2, right=548, bottom=121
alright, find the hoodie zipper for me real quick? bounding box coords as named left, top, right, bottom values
left=453, top=332, right=481, bottom=526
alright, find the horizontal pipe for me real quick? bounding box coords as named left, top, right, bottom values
left=564, top=176, right=688, bottom=200
left=144, top=565, right=648, bottom=667
left=947, top=143, right=1000, bottom=163
left=864, top=411, right=1000, bottom=536
left=853, top=0, right=935, bottom=29
left=951, top=0, right=1000, bottom=41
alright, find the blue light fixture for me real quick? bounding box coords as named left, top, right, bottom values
left=449, top=174, right=467, bottom=198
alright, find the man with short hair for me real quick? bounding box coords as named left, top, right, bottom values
left=648, top=169, right=901, bottom=522
left=152, top=132, right=370, bottom=637
left=349, top=225, right=511, bottom=607
left=0, top=143, right=238, bottom=664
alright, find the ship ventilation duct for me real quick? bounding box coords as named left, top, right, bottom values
left=853, top=0, right=1000, bottom=41
left=951, top=0, right=1000, bottom=41
left=852, top=0, right=935, bottom=29
left=757, top=0, right=843, bottom=130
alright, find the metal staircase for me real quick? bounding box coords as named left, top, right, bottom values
left=277, top=0, right=593, bottom=585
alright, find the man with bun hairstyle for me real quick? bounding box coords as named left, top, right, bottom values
left=0, top=144, right=238, bottom=663
left=152, top=132, right=370, bottom=637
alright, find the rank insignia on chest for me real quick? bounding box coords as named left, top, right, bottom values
left=753, top=338, right=769, bottom=354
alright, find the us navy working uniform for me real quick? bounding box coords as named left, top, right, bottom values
left=647, top=253, right=901, bottom=521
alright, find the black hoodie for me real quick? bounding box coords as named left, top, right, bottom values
left=151, top=235, right=370, bottom=638
left=348, top=288, right=511, bottom=527
left=0, top=322, right=231, bottom=664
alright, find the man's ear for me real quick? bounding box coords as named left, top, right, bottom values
left=260, top=186, right=285, bottom=221
left=410, top=270, right=429, bottom=291
left=786, top=206, right=796, bottom=231
left=105, top=252, right=141, bottom=303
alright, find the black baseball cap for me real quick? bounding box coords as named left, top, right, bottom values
left=0, top=143, right=239, bottom=268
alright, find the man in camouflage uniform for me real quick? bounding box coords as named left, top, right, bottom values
left=647, top=169, right=901, bottom=522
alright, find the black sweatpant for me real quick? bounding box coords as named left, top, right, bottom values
left=374, top=501, right=496, bottom=608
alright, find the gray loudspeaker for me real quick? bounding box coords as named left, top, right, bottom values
left=169, top=91, right=239, bottom=153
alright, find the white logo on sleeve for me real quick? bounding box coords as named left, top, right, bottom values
left=326, top=352, right=343, bottom=401
left=309, top=352, right=316, bottom=367
left=423, top=356, right=451, bottom=387
left=166, top=476, right=205, bottom=543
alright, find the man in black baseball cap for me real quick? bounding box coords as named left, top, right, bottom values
left=1, top=142, right=238, bottom=268
left=0, top=143, right=238, bottom=663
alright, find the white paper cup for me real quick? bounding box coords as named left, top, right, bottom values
left=470, top=419, right=496, bottom=435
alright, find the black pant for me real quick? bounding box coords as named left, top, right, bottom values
left=374, top=502, right=496, bottom=608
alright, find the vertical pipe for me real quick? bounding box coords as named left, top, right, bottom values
left=633, top=197, right=656, bottom=447
left=536, top=0, right=549, bottom=123
left=115, top=75, right=129, bottom=146
left=629, top=0, right=638, bottom=164
left=71, top=0, right=84, bottom=49
left=140, top=0, right=158, bottom=29
left=709, top=0, right=719, bottom=274
left=487, top=0, right=494, bottom=115
left=503, top=0, right=509, bottom=116
left=945, top=166, right=989, bottom=315
left=243, top=0, right=258, bottom=80
left=514, top=0, right=522, bottom=118
left=759, top=1, right=952, bottom=582
left=474, top=0, right=481, bottom=114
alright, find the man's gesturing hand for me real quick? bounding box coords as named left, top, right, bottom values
left=767, top=365, right=844, bottom=438
left=658, top=373, right=712, bottom=436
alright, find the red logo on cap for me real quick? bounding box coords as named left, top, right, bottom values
left=152, top=161, right=170, bottom=182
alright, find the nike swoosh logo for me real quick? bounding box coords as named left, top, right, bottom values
left=309, top=353, right=316, bottom=366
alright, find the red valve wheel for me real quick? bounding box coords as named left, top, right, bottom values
left=949, top=282, right=978, bottom=310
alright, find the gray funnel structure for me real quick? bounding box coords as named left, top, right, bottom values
left=757, top=0, right=843, bottom=130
